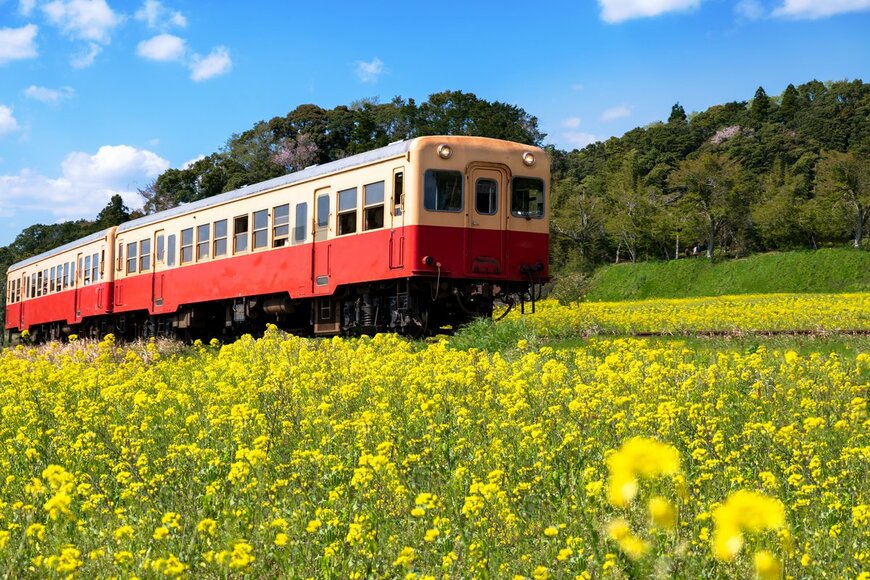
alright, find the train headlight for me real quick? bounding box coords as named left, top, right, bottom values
left=522, top=152, right=536, bottom=166
left=437, top=144, right=452, bottom=159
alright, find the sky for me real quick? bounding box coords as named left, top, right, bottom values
left=1, top=0, right=869, bottom=247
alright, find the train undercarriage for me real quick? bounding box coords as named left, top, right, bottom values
left=9, top=277, right=542, bottom=344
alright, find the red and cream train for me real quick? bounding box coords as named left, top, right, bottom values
left=4, top=136, right=549, bottom=341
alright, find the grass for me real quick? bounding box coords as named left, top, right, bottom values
left=583, top=248, right=870, bottom=301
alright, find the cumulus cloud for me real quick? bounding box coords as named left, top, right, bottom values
left=71, top=42, right=102, bottom=68
left=0, top=145, right=169, bottom=222
left=19, top=0, right=37, bottom=16
left=189, top=46, right=232, bottom=81
left=601, top=105, right=633, bottom=122
left=42, top=0, right=122, bottom=44
left=137, top=33, right=186, bottom=61
left=135, top=0, right=187, bottom=29
left=0, top=24, right=39, bottom=64
left=598, top=0, right=701, bottom=22
left=355, top=57, right=384, bottom=83
left=772, top=0, right=870, bottom=18
left=24, top=85, right=76, bottom=104
left=0, top=105, right=20, bottom=134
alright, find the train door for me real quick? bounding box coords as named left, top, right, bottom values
left=152, top=229, right=165, bottom=310
left=312, top=187, right=331, bottom=294
left=389, top=167, right=405, bottom=269
left=465, top=163, right=509, bottom=275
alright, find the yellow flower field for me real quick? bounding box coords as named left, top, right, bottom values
left=0, top=296, right=868, bottom=577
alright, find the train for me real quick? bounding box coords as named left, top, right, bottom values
left=4, top=135, right=549, bottom=342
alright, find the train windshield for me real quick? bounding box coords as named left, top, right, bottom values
left=511, top=177, right=545, bottom=218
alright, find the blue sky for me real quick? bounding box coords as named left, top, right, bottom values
left=1, top=0, right=868, bottom=247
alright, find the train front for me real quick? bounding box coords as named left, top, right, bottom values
left=402, top=136, right=549, bottom=324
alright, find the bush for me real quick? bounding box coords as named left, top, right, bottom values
left=550, top=271, right=591, bottom=304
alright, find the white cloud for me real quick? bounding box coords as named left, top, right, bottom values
left=772, top=0, right=870, bottom=18
left=735, top=0, right=766, bottom=19
left=137, top=33, right=187, bottom=61
left=42, top=0, right=121, bottom=43
left=24, top=85, right=76, bottom=104
left=0, top=24, right=39, bottom=64
left=71, top=42, right=102, bottom=68
left=563, top=132, right=599, bottom=148
left=0, top=145, right=169, bottom=221
left=19, top=0, right=37, bottom=16
left=135, top=0, right=187, bottom=29
left=601, top=105, right=633, bottom=122
left=561, top=117, right=582, bottom=129
left=189, top=46, right=232, bottom=81
left=355, top=57, right=384, bottom=83
left=599, top=0, right=701, bottom=22
left=0, top=105, right=20, bottom=134
left=181, top=154, right=205, bottom=169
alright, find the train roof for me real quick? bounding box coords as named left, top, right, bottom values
left=8, top=227, right=114, bottom=272
left=117, top=138, right=418, bottom=234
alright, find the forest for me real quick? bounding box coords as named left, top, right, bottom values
left=1, top=81, right=868, bottom=321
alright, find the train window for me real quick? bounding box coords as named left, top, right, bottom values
left=337, top=187, right=357, bottom=236
left=36, top=271, right=42, bottom=297
left=100, top=250, right=105, bottom=277
left=84, top=256, right=91, bottom=285
left=214, top=220, right=228, bottom=257
left=233, top=216, right=248, bottom=253
left=63, top=263, right=69, bottom=289
left=55, top=267, right=61, bottom=291
left=31, top=273, right=36, bottom=298
left=393, top=171, right=404, bottom=216
left=72, top=260, right=77, bottom=285
left=317, top=194, right=329, bottom=229
left=156, top=235, right=165, bottom=263
left=127, top=242, right=137, bottom=274
left=50, top=266, right=56, bottom=292
left=181, top=228, right=193, bottom=264
left=511, top=177, right=545, bottom=218
left=273, top=205, right=289, bottom=247
left=167, top=234, right=177, bottom=266
left=476, top=179, right=498, bottom=215
left=364, top=181, right=385, bottom=231
left=424, top=170, right=463, bottom=212
left=197, top=224, right=210, bottom=260
left=117, top=242, right=123, bottom=271
left=253, top=210, right=268, bottom=249
left=294, top=202, right=307, bottom=243
left=140, top=240, right=151, bottom=271
left=92, top=252, right=99, bottom=282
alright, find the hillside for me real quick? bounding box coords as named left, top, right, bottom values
left=584, top=248, right=870, bottom=301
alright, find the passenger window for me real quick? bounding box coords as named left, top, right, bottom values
left=55, top=266, right=61, bottom=290
left=253, top=209, right=268, bottom=249
left=117, top=242, right=123, bottom=271
left=393, top=171, right=404, bottom=216
left=181, top=228, right=193, bottom=264
left=424, top=170, right=463, bottom=212
left=316, top=194, right=329, bottom=229
left=511, top=177, right=545, bottom=218
left=63, top=263, right=69, bottom=289
left=42, top=269, right=48, bottom=295
left=127, top=242, right=137, bottom=273
left=214, top=220, right=228, bottom=256
left=71, top=261, right=76, bottom=285
left=31, top=273, right=36, bottom=298
left=273, top=204, right=289, bottom=247
left=50, top=266, right=56, bottom=292
left=476, top=179, right=498, bottom=215
left=156, top=235, right=165, bottom=263
left=364, top=181, right=385, bottom=231
left=92, top=252, right=99, bottom=281
left=140, top=240, right=151, bottom=271
left=196, top=224, right=210, bottom=260
left=294, top=202, right=307, bottom=243
left=233, top=216, right=248, bottom=253
left=337, top=187, right=357, bottom=236
left=84, top=257, right=92, bottom=285
left=167, top=234, right=177, bottom=266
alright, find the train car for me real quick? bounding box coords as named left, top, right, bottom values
left=5, top=135, right=549, bottom=341
left=4, top=228, right=115, bottom=342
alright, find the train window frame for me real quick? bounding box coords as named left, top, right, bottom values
left=253, top=209, right=268, bottom=250
left=273, top=204, right=290, bottom=247
left=126, top=242, right=137, bottom=274
left=316, top=194, right=330, bottom=230
left=424, top=170, right=463, bottom=212
left=475, top=178, right=498, bottom=215
left=214, top=219, right=228, bottom=257
left=510, top=177, right=545, bottom=219
left=294, top=202, right=307, bottom=244
left=196, top=224, right=210, bottom=261
left=337, top=187, right=357, bottom=236
left=364, top=181, right=385, bottom=231
left=140, top=240, right=151, bottom=272
left=167, top=234, right=177, bottom=267
left=233, top=215, right=248, bottom=254
left=181, top=228, right=194, bottom=264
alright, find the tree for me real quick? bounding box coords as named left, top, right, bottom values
left=780, top=84, right=800, bottom=124
left=814, top=150, right=870, bottom=248
left=750, top=86, right=771, bottom=125
left=95, top=194, right=131, bottom=228
left=671, top=152, right=748, bottom=258
left=603, top=151, right=654, bottom=263
left=668, top=102, right=687, bottom=124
